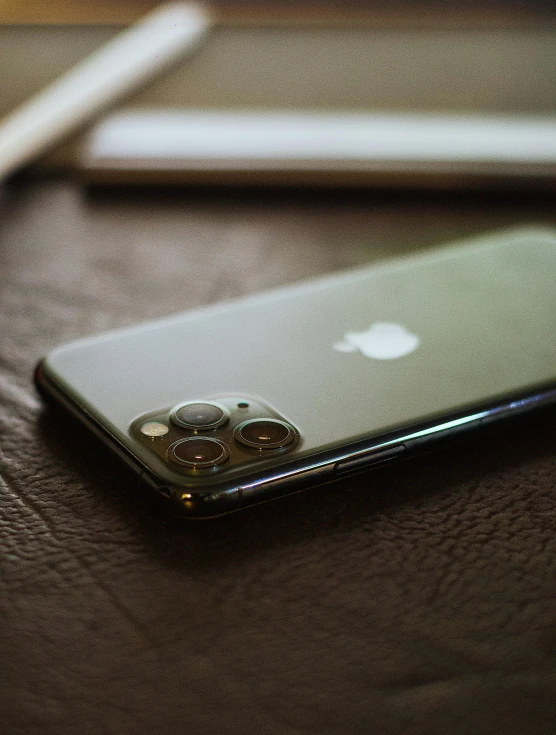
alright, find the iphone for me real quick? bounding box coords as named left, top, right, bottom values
left=35, top=227, right=556, bottom=516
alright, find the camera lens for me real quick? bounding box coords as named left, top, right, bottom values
left=234, top=419, right=295, bottom=450
left=169, top=437, right=229, bottom=468
left=171, top=401, right=229, bottom=430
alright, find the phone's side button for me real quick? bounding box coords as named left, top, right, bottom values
left=239, top=464, right=334, bottom=499
left=334, top=444, right=406, bottom=476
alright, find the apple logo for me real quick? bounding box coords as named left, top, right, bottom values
left=333, top=322, right=420, bottom=360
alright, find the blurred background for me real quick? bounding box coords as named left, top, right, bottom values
left=2, top=5, right=556, bottom=734
left=2, top=0, right=555, bottom=338
left=2, top=0, right=556, bottom=185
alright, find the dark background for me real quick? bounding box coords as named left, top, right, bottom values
left=2, top=1, right=556, bottom=732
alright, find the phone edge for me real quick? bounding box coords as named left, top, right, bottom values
left=34, top=359, right=556, bottom=518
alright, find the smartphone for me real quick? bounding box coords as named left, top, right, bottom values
left=35, top=227, right=556, bottom=517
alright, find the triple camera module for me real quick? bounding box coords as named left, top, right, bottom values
left=134, top=397, right=298, bottom=473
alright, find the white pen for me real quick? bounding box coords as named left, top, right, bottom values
left=0, top=2, right=212, bottom=181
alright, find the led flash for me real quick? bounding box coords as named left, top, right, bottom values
left=140, top=421, right=169, bottom=438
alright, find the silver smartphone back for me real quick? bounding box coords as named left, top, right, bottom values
left=36, top=226, right=556, bottom=516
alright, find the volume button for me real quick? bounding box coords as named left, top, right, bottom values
left=335, top=444, right=406, bottom=475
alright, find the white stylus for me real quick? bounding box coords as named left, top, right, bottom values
left=0, top=3, right=212, bottom=181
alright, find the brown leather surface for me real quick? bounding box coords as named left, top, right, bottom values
left=2, top=178, right=556, bottom=734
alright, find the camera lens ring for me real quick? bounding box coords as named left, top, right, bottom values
left=234, top=418, right=295, bottom=450
left=170, top=400, right=230, bottom=430
left=168, top=437, right=230, bottom=468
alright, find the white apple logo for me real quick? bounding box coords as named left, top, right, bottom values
left=333, top=322, right=420, bottom=360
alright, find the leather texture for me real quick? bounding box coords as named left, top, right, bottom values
left=1, top=179, right=556, bottom=735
